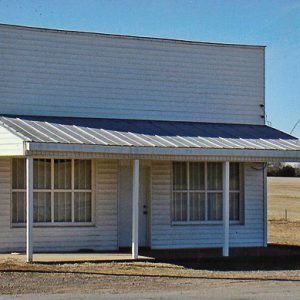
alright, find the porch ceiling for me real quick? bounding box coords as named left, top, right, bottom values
left=0, top=115, right=300, bottom=160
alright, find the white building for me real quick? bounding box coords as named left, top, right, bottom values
left=0, top=24, right=299, bottom=261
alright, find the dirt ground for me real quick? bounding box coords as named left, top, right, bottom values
left=0, top=176, right=299, bottom=298
left=0, top=259, right=300, bottom=298
left=1, top=271, right=300, bottom=300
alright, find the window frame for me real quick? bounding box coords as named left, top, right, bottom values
left=11, top=158, right=95, bottom=227
left=171, top=161, right=244, bottom=226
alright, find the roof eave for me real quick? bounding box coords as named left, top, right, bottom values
left=25, top=142, right=300, bottom=162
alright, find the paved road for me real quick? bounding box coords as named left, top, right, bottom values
left=1, top=280, right=300, bottom=300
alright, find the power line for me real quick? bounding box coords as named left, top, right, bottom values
left=290, top=119, right=300, bottom=135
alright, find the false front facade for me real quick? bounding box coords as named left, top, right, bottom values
left=0, top=24, right=299, bottom=261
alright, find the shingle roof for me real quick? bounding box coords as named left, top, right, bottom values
left=0, top=115, right=299, bottom=151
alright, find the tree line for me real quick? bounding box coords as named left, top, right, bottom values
left=267, top=164, right=300, bottom=177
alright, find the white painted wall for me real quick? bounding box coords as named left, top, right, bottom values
left=0, top=127, right=24, bottom=156
left=151, top=161, right=264, bottom=249
left=0, top=25, right=265, bottom=125
left=0, top=157, right=264, bottom=252
left=0, top=158, right=118, bottom=252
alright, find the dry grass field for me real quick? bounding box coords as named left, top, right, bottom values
left=268, top=177, right=300, bottom=245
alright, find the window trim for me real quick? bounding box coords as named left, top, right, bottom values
left=171, top=161, right=244, bottom=225
left=10, top=158, right=95, bottom=227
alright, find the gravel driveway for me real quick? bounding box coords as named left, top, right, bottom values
left=0, top=272, right=299, bottom=300
left=0, top=259, right=300, bottom=299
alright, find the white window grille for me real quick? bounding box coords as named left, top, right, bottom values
left=11, top=158, right=93, bottom=225
left=172, top=162, right=243, bottom=224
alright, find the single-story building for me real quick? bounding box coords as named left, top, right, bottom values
left=0, top=24, right=299, bottom=262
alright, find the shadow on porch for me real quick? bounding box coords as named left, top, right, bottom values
left=140, top=244, right=300, bottom=271
left=0, top=244, right=299, bottom=268
left=141, top=244, right=300, bottom=260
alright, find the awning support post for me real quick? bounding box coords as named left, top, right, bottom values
left=26, top=156, right=33, bottom=263
left=223, top=161, right=230, bottom=257
left=132, top=159, right=139, bottom=259
left=263, top=166, right=268, bottom=247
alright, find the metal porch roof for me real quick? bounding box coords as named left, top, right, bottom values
left=0, top=115, right=299, bottom=152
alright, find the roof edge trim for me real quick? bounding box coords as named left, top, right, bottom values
left=0, top=23, right=266, bottom=49
left=26, top=142, right=300, bottom=159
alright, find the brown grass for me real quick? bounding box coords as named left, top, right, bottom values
left=268, top=177, right=300, bottom=245
left=268, top=177, right=300, bottom=221
left=0, top=259, right=300, bottom=281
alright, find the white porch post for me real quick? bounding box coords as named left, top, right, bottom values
left=132, top=159, right=140, bottom=259
left=223, top=161, right=230, bottom=257
left=26, top=156, right=33, bottom=263
left=263, top=166, right=268, bottom=247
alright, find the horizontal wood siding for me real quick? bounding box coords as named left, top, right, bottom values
left=151, top=161, right=264, bottom=249
left=0, top=158, right=118, bottom=252
left=0, top=156, right=264, bottom=252
left=94, top=159, right=118, bottom=250
left=0, top=25, right=264, bottom=125
left=0, top=127, right=24, bottom=156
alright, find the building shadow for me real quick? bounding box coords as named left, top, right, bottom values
left=140, top=244, right=300, bottom=271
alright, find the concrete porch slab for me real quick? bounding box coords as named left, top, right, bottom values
left=0, top=253, right=154, bottom=263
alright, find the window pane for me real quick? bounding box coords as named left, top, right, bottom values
left=33, top=192, right=51, bottom=222
left=74, top=192, right=92, bottom=222
left=74, top=160, right=91, bottom=190
left=207, top=192, right=223, bottom=220
left=54, top=160, right=71, bottom=189
left=12, top=192, right=26, bottom=223
left=173, top=192, right=187, bottom=221
left=12, top=158, right=26, bottom=189
left=190, top=192, right=205, bottom=221
left=189, top=162, right=205, bottom=190
left=230, top=163, right=240, bottom=191
left=230, top=192, right=240, bottom=221
left=173, top=162, right=187, bottom=190
left=54, top=192, right=72, bottom=222
left=33, top=159, right=51, bottom=189
left=207, top=163, right=222, bottom=190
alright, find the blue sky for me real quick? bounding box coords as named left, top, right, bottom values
left=0, top=0, right=299, bottom=136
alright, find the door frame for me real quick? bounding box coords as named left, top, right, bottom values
left=117, top=161, right=152, bottom=249
left=141, top=165, right=151, bottom=248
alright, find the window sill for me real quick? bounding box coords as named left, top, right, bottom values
left=11, top=222, right=95, bottom=228
left=171, top=221, right=242, bottom=226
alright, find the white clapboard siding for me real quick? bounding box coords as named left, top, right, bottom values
left=0, top=127, right=24, bottom=156
left=151, top=161, right=264, bottom=249
left=0, top=158, right=118, bottom=252
left=0, top=25, right=264, bottom=125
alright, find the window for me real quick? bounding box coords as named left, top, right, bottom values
left=172, top=162, right=243, bottom=223
left=34, top=159, right=51, bottom=223
left=11, top=158, right=93, bottom=224
left=12, top=158, right=26, bottom=223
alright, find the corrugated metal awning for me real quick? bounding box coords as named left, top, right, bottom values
left=1, top=115, right=300, bottom=159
